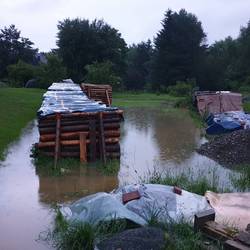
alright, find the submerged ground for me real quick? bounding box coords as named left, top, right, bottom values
left=0, top=88, right=249, bottom=249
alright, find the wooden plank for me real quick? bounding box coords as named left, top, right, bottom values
left=37, top=138, right=119, bottom=148
left=224, top=240, right=250, bottom=250
left=79, top=132, right=87, bottom=163
left=99, top=112, right=106, bottom=164
left=54, top=113, right=61, bottom=168
left=89, top=119, right=96, bottom=161
left=105, top=89, right=111, bottom=106
left=202, top=221, right=235, bottom=241
left=40, top=130, right=120, bottom=142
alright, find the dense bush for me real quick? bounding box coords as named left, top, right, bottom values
left=6, top=54, right=67, bottom=88
left=7, top=60, right=36, bottom=87
left=167, top=81, right=193, bottom=97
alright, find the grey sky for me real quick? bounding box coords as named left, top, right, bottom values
left=1, top=0, right=250, bottom=52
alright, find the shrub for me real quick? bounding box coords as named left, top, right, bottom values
left=7, top=60, right=36, bottom=87
left=167, top=81, right=193, bottom=97
left=84, top=61, right=121, bottom=89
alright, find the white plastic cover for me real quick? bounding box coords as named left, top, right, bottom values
left=61, top=184, right=211, bottom=225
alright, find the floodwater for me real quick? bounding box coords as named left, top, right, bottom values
left=0, top=108, right=237, bottom=250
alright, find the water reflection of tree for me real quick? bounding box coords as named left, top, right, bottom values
left=124, top=108, right=200, bottom=163
left=153, top=111, right=200, bottom=163
left=123, top=108, right=156, bottom=132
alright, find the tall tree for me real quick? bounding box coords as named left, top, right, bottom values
left=124, top=40, right=153, bottom=90
left=151, top=9, right=207, bottom=90
left=0, top=25, right=37, bottom=78
left=57, top=18, right=127, bottom=82
left=202, top=37, right=239, bottom=90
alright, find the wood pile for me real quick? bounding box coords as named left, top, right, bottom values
left=35, top=81, right=123, bottom=166
left=81, top=83, right=112, bottom=106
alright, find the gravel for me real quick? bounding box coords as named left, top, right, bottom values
left=197, top=129, right=250, bottom=166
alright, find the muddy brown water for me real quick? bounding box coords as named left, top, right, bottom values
left=0, top=108, right=237, bottom=250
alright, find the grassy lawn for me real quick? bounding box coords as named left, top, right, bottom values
left=0, top=88, right=44, bottom=159
left=112, top=92, right=184, bottom=108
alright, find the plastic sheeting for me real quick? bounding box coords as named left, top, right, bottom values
left=205, top=191, right=250, bottom=230
left=37, top=82, right=119, bottom=117
left=206, top=111, right=250, bottom=134
left=61, top=184, right=211, bottom=226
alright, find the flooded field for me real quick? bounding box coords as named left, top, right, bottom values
left=0, top=108, right=238, bottom=250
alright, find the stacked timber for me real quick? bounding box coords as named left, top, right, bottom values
left=81, top=83, right=112, bottom=106
left=35, top=82, right=123, bottom=165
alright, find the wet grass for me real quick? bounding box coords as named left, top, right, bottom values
left=146, top=168, right=225, bottom=195
left=231, top=164, right=250, bottom=191
left=33, top=151, right=120, bottom=177
left=112, top=92, right=184, bottom=108
left=45, top=207, right=220, bottom=250
left=0, top=88, right=44, bottom=160
left=42, top=210, right=129, bottom=250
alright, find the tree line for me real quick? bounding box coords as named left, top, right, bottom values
left=0, top=9, right=250, bottom=93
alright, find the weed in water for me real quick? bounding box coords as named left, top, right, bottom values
left=147, top=167, right=222, bottom=195
left=231, top=165, right=250, bottom=191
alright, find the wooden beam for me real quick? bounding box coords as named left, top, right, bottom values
left=89, top=119, right=96, bottom=161
left=54, top=113, right=61, bottom=168
left=99, top=112, right=106, bottom=164
left=79, top=132, right=87, bottom=163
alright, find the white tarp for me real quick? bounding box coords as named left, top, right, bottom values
left=61, top=184, right=211, bottom=226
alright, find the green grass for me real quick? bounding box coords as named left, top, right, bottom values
left=112, top=92, right=184, bottom=108
left=0, top=87, right=45, bottom=160
left=33, top=152, right=120, bottom=176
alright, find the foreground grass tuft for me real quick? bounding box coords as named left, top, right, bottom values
left=0, top=88, right=44, bottom=160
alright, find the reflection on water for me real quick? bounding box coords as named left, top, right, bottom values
left=0, top=108, right=238, bottom=249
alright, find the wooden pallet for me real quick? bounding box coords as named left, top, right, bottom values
left=194, top=210, right=250, bottom=250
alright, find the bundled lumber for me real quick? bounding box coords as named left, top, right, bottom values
left=81, top=83, right=112, bottom=106
left=35, top=81, right=123, bottom=166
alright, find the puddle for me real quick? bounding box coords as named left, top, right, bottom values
left=0, top=108, right=238, bottom=249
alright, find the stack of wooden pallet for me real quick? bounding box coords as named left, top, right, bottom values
left=81, top=83, right=112, bottom=106
left=35, top=82, right=123, bottom=165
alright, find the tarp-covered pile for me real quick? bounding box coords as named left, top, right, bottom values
left=35, top=81, right=123, bottom=162
left=60, top=184, right=211, bottom=226
left=206, top=111, right=250, bottom=135
left=195, top=91, right=242, bottom=115
left=61, top=184, right=250, bottom=231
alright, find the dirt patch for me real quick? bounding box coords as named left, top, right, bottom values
left=197, top=129, right=250, bottom=166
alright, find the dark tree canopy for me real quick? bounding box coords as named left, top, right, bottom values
left=57, top=18, right=127, bottom=82
left=151, top=9, right=207, bottom=90
left=124, top=40, right=153, bottom=90
left=0, top=25, right=37, bottom=78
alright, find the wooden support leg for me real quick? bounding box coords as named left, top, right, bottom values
left=79, top=132, right=87, bottom=163
left=89, top=119, right=96, bottom=161
left=54, top=113, right=61, bottom=168
left=99, top=112, right=106, bottom=164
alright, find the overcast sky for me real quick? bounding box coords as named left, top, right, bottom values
left=1, top=0, right=250, bottom=52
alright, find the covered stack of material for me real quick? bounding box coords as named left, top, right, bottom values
left=36, top=82, right=123, bottom=164
left=81, top=83, right=112, bottom=106
left=195, top=91, right=242, bottom=115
